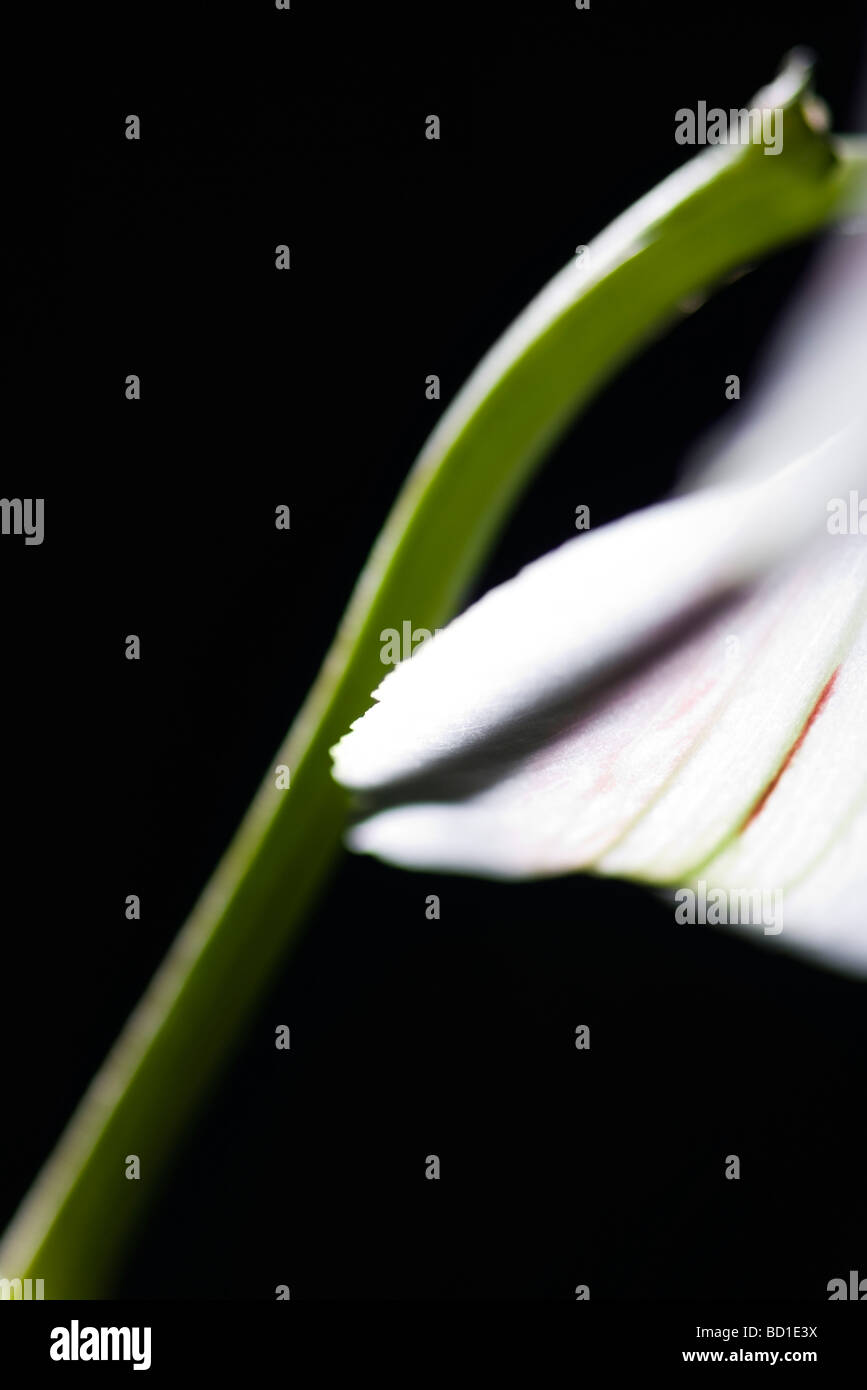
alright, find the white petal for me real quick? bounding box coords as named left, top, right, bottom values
left=333, top=446, right=857, bottom=797
left=346, top=535, right=866, bottom=885
left=776, top=796, right=867, bottom=974
left=597, top=535, right=867, bottom=881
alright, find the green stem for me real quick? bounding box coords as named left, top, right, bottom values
left=3, top=59, right=865, bottom=1297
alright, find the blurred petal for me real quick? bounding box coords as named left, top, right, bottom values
left=683, top=597, right=867, bottom=974
left=778, top=795, right=867, bottom=974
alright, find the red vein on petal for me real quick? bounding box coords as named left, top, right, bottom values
left=739, top=667, right=840, bottom=833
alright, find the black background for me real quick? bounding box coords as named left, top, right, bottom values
left=4, top=0, right=866, bottom=1300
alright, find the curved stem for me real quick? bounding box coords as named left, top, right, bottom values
left=3, top=59, right=865, bottom=1296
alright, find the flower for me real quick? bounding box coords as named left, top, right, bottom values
left=332, top=230, right=867, bottom=975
